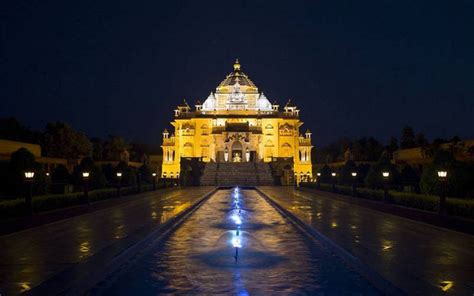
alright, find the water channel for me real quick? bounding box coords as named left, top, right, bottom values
left=93, top=188, right=379, bottom=295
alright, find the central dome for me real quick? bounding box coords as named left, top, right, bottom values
left=216, top=59, right=258, bottom=93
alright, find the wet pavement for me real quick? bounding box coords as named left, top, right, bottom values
left=259, top=186, right=474, bottom=295
left=0, top=187, right=213, bottom=295
left=93, top=188, right=380, bottom=295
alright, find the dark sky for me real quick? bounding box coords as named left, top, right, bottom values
left=1, top=0, right=473, bottom=147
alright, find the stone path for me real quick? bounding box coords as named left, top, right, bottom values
left=259, top=186, right=474, bottom=295
left=0, top=187, right=213, bottom=295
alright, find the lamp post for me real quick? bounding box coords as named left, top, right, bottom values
left=224, top=147, right=229, bottom=162
left=116, top=172, right=122, bottom=197
left=351, top=172, right=357, bottom=196
left=176, top=172, right=180, bottom=187
left=382, top=171, right=390, bottom=202
left=136, top=171, right=141, bottom=193
left=82, top=171, right=90, bottom=205
left=437, top=170, right=448, bottom=216
left=163, top=172, right=167, bottom=188
left=331, top=172, right=337, bottom=192
left=152, top=172, right=157, bottom=191
left=24, top=171, right=35, bottom=215
left=316, top=172, right=321, bottom=189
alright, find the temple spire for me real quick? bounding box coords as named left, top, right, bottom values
left=233, top=58, right=241, bottom=71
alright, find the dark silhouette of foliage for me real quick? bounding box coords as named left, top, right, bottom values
left=420, top=150, right=473, bottom=197
left=51, top=165, right=70, bottom=184
left=365, top=154, right=400, bottom=189
left=42, top=122, right=92, bottom=159
left=400, top=126, right=415, bottom=149
left=0, top=117, right=40, bottom=143
left=115, top=161, right=137, bottom=186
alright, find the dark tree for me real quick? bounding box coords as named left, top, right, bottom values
left=387, top=137, right=399, bottom=153
left=91, top=138, right=104, bottom=161
left=415, top=133, right=429, bottom=148
left=0, top=117, right=40, bottom=143
left=6, top=148, right=48, bottom=197
left=51, top=165, right=70, bottom=184
left=365, top=154, right=400, bottom=189
left=337, top=160, right=357, bottom=185
left=115, top=161, right=137, bottom=186
left=42, top=122, right=92, bottom=159
left=420, top=150, right=473, bottom=197
left=400, top=126, right=416, bottom=149
left=139, top=164, right=152, bottom=183
left=103, top=136, right=128, bottom=161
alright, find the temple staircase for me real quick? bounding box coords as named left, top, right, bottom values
left=200, top=162, right=274, bottom=186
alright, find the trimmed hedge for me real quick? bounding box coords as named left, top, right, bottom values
left=0, top=182, right=174, bottom=219
left=301, top=182, right=474, bottom=219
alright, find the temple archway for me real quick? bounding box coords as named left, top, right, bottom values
left=231, top=141, right=243, bottom=162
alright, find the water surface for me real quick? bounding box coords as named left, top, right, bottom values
left=94, top=189, right=379, bottom=295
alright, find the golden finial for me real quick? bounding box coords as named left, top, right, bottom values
left=233, top=58, right=241, bottom=71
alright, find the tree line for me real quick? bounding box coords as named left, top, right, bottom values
left=313, top=126, right=468, bottom=164
left=0, top=117, right=160, bottom=161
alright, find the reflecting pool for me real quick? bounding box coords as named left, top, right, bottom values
left=93, top=189, right=379, bottom=295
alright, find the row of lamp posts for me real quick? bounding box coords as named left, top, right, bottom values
left=23, top=170, right=163, bottom=215
left=314, top=169, right=449, bottom=216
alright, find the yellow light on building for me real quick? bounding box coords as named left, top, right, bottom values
left=161, top=60, right=313, bottom=180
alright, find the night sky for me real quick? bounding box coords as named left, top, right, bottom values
left=2, top=0, right=473, bottom=146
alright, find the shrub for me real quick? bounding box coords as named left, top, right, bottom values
left=300, top=183, right=474, bottom=219
left=5, top=148, right=36, bottom=197
left=0, top=183, right=157, bottom=218
left=420, top=150, right=474, bottom=197
left=139, top=164, right=152, bottom=184
left=365, top=155, right=400, bottom=189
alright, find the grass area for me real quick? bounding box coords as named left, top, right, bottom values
left=301, top=182, right=474, bottom=220
left=0, top=182, right=175, bottom=219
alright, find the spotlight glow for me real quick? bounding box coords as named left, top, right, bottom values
left=232, top=234, right=242, bottom=248
left=231, top=214, right=242, bottom=225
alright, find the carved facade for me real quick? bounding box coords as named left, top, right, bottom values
left=161, top=60, right=313, bottom=182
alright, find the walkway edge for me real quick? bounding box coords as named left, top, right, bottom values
left=255, top=187, right=405, bottom=296
left=27, top=187, right=218, bottom=296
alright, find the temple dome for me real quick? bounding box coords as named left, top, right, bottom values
left=257, top=92, right=272, bottom=111
left=216, top=59, right=258, bottom=93
left=202, top=92, right=216, bottom=111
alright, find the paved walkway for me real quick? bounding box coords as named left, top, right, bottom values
left=259, top=186, right=474, bottom=295
left=0, top=187, right=213, bottom=295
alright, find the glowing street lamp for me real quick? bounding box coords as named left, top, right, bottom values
left=382, top=171, right=390, bottom=202
left=351, top=172, right=357, bottom=196
left=116, top=172, right=122, bottom=197
left=24, top=171, right=35, bottom=215
left=82, top=171, right=90, bottom=205
left=152, top=172, right=157, bottom=191
left=331, top=172, right=337, bottom=192
left=437, top=171, right=447, bottom=179
left=437, top=170, right=448, bottom=216
left=316, top=172, right=321, bottom=188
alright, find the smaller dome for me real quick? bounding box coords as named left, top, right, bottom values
left=257, top=92, right=272, bottom=111
left=202, top=92, right=216, bottom=111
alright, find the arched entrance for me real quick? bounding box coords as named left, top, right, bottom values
left=231, top=141, right=243, bottom=162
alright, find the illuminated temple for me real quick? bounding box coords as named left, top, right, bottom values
left=161, top=60, right=313, bottom=184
